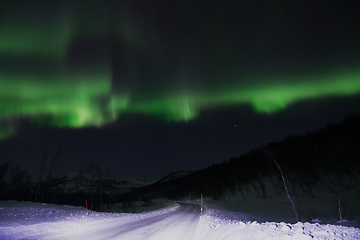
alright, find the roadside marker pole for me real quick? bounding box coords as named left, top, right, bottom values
left=85, top=199, right=89, bottom=217
left=201, top=194, right=203, bottom=218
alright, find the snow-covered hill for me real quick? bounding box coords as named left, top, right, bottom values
left=156, top=171, right=193, bottom=183
left=127, top=177, right=157, bottom=186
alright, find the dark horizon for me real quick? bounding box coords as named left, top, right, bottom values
left=1, top=107, right=359, bottom=181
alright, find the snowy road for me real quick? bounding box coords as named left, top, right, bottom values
left=2, top=201, right=360, bottom=240
left=52, top=203, right=200, bottom=240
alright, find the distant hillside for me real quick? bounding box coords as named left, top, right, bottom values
left=64, top=172, right=134, bottom=193
left=123, top=114, right=360, bottom=217
left=156, top=171, right=193, bottom=184
left=0, top=169, right=153, bottom=212
left=1, top=114, right=359, bottom=216
left=128, top=177, right=157, bottom=186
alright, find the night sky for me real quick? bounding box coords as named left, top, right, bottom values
left=1, top=0, right=360, bottom=180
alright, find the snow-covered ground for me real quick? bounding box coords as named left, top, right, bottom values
left=1, top=200, right=360, bottom=239
left=0, top=200, right=179, bottom=239
left=196, top=201, right=360, bottom=240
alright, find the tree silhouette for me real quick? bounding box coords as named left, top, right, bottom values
left=260, top=146, right=299, bottom=222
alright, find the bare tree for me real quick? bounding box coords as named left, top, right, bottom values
left=9, top=165, right=32, bottom=200
left=41, top=145, right=61, bottom=202
left=35, top=145, right=61, bottom=203
left=105, top=169, right=116, bottom=213
left=86, top=161, right=101, bottom=211
left=0, top=160, right=11, bottom=199
left=35, top=148, right=49, bottom=202
left=323, top=174, right=344, bottom=221
left=260, top=146, right=300, bottom=222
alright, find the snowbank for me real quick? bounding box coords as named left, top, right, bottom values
left=194, top=208, right=360, bottom=240
left=0, top=200, right=179, bottom=240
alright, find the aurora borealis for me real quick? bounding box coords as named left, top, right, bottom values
left=2, top=64, right=360, bottom=140
left=1, top=0, right=360, bottom=179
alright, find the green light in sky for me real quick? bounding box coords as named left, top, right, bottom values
left=1, top=2, right=360, bottom=139
left=128, top=90, right=198, bottom=122
left=0, top=66, right=360, bottom=138
left=244, top=70, right=360, bottom=113
left=0, top=124, right=18, bottom=140
left=126, top=68, right=360, bottom=119
left=0, top=2, right=115, bottom=60
left=0, top=16, right=72, bottom=59
left=1, top=66, right=360, bottom=139
left=0, top=68, right=112, bottom=129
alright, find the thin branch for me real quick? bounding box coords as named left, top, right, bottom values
left=261, top=146, right=300, bottom=222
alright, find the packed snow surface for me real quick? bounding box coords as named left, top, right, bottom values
left=0, top=200, right=359, bottom=239
left=196, top=208, right=360, bottom=240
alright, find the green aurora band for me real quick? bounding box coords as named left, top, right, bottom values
left=1, top=1, right=360, bottom=140
left=1, top=66, right=360, bottom=140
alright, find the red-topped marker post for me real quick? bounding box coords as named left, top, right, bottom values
left=85, top=199, right=89, bottom=217
left=201, top=194, right=203, bottom=217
